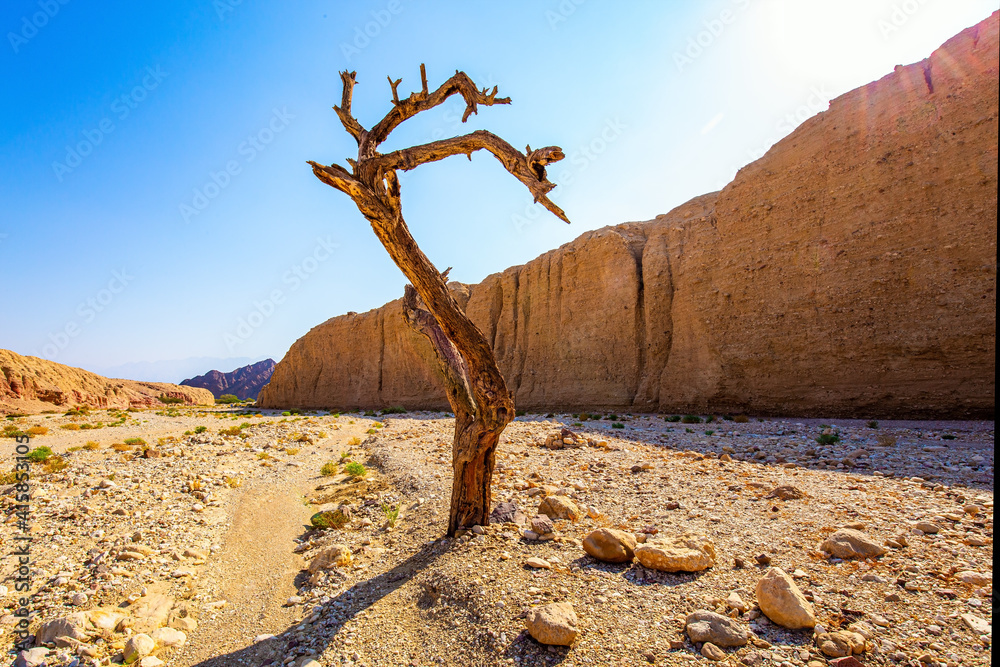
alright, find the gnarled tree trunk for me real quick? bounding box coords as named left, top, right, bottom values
left=309, top=65, right=568, bottom=534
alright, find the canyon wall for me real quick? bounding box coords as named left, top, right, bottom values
left=0, top=349, right=216, bottom=414
left=259, top=14, right=997, bottom=418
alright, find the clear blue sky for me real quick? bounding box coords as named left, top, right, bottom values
left=1, top=1, right=995, bottom=377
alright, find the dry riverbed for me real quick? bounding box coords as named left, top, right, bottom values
left=0, top=407, right=992, bottom=667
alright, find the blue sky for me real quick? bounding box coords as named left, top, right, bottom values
left=1, top=0, right=996, bottom=380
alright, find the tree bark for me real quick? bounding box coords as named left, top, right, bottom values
left=310, top=65, right=568, bottom=535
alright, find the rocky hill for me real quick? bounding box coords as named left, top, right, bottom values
left=259, top=13, right=998, bottom=418
left=0, top=349, right=215, bottom=414
left=181, top=359, right=276, bottom=400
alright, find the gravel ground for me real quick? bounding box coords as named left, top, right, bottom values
left=0, top=408, right=992, bottom=667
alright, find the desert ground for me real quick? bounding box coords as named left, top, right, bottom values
left=0, top=407, right=992, bottom=667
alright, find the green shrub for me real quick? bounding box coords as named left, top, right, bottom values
left=344, top=461, right=367, bottom=478
left=216, top=394, right=241, bottom=404
left=866, top=420, right=879, bottom=429
left=310, top=509, right=349, bottom=529
left=681, top=415, right=702, bottom=424
left=194, top=425, right=208, bottom=434
left=611, top=422, right=624, bottom=429
left=26, top=446, right=53, bottom=463
left=320, top=461, right=338, bottom=476
left=705, top=430, right=715, bottom=436
left=157, top=395, right=183, bottom=404
left=816, top=433, right=840, bottom=445
left=381, top=406, right=407, bottom=415
left=733, top=415, right=749, bottom=423
left=664, top=415, right=681, bottom=423
left=124, top=437, right=146, bottom=447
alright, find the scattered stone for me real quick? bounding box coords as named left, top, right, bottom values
left=151, top=626, right=186, bottom=647
left=14, top=648, right=49, bottom=667
left=820, top=529, right=887, bottom=559
left=537, top=495, right=580, bottom=521
left=726, top=592, right=748, bottom=614
left=913, top=521, right=940, bottom=534
left=582, top=528, right=637, bottom=563
left=765, top=485, right=805, bottom=500
left=816, top=630, right=867, bottom=657
left=634, top=533, right=716, bottom=572
left=525, top=602, right=579, bottom=646
left=754, top=554, right=772, bottom=565
left=701, top=642, right=727, bottom=661
left=307, top=544, right=352, bottom=573
left=490, top=501, right=525, bottom=525
left=756, top=567, right=816, bottom=629
left=526, top=557, right=551, bottom=570
left=685, top=610, right=749, bottom=647
left=956, top=571, right=992, bottom=585
left=123, top=633, right=156, bottom=663
left=960, top=613, right=990, bottom=636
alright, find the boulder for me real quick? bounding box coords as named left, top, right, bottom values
left=816, top=631, right=867, bottom=657
left=755, top=567, right=816, bottom=629
left=582, top=528, right=637, bottom=563
left=634, top=534, right=716, bottom=572
left=537, top=495, right=580, bottom=521
left=525, top=602, right=579, bottom=646
left=123, top=633, right=156, bottom=663
left=820, top=529, right=887, bottom=559
left=685, top=610, right=749, bottom=647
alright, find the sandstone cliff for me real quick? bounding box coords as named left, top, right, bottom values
left=181, top=359, right=276, bottom=400
left=259, top=14, right=997, bottom=418
left=0, top=349, right=216, bottom=414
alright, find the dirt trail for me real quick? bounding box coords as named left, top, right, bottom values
left=173, top=424, right=369, bottom=667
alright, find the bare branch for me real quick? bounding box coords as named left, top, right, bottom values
left=387, top=76, right=402, bottom=105
left=372, top=130, right=570, bottom=223
left=333, top=70, right=365, bottom=144
left=366, top=66, right=511, bottom=148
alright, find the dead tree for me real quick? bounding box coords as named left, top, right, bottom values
left=309, top=65, right=569, bottom=535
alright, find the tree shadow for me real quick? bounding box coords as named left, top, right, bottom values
left=186, top=541, right=445, bottom=667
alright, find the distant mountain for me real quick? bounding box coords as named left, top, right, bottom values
left=94, top=357, right=256, bottom=384
left=181, top=359, right=276, bottom=400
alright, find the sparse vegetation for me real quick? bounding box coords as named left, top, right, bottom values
left=123, top=437, right=146, bottom=447
left=43, top=456, right=68, bottom=474
left=311, top=508, right=349, bottom=530
left=733, top=414, right=750, bottom=423
left=611, top=422, right=624, bottom=429
left=681, top=415, right=702, bottom=424
left=26, top=446, right=54, bottom=463
left=381, top=405, right=408, bottom=414
left=816, top=432, right=840, bottom=446
left=194, top=425, right=208, bottom=434
left=380, top=500, right=400, bottom=528
left=344, top=461, right=367, bottom=478
left=867, top=420, right=879, bottom=429
left=83, top=441, right=100, bottom=450
left=347, top=437, right=361, bottom=447
left=27, top=425, right=49, bottom=436
left=158, top=395, right=184, bottom=404
left=60, top=423, right=81, bottom=431
left=217, top=394, right=241, bottom=404
left=320, top=461, right=338, bottom=476
left=664, top=415, right=681, bottom=422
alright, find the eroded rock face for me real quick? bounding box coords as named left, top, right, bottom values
left=0, top=349, right=214, bottom=413
left=260, top=14, right=997, bottom=419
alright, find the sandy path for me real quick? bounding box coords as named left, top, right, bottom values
left=172, top=424, right=368, bottom=666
